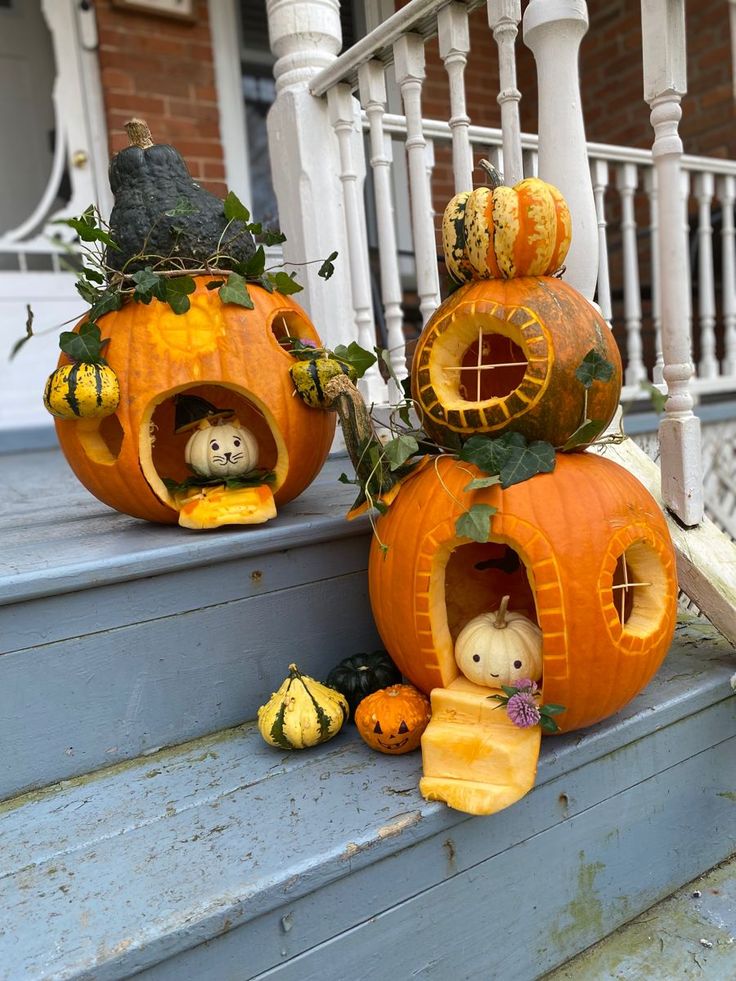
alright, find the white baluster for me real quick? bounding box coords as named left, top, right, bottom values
left=590, top=158, right=612, bottom=324
left=617, top=163, right=646, bottom=386
left=644, top=167, right=664, bottom=385
left=266, top=0, right=354, bottom=346
left=359, top=60, right=406, bottom=402
left=642, top=0, right=703, bottom=525
left=522, top=148, right=538, bottom=178
left=681, top=169, right=694, bottom=367
left=327, top=83, right=384, bottom=404
left=719, top=174, right=736, bottom=375
left=438, top=3, right=473, bottom=194
left=488, top=0, right=523, bottom=187
left=694, top=172, right=718, bottom=379
left=394, top=34, right=441, bottom=325
left=523, top=0, right=598, bottom=299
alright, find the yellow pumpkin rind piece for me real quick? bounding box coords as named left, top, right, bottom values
left=176, top=483, right=277, bottom=529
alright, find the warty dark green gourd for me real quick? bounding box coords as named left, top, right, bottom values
left=106, top=119, right=255, bottom=275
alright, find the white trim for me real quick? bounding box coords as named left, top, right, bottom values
left=209, top=0, right=252, bottom=205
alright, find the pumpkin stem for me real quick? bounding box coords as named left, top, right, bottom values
left=124, top=118, right=154, bottom=150
left=288, top=663, right=300, bottom=675
left=494, top=595, right=511, bottom=629
left=478, top=158, right=505, bottom=189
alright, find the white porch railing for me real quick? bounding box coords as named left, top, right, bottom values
left=266, top=0, right=726, bottom=532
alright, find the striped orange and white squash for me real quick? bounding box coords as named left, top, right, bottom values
left=442, top=162, right=572, bottom=283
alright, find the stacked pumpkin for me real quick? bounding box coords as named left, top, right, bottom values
left=43, top=119, right=335, bottom=530
left=364, top=163, right=678, bottom=815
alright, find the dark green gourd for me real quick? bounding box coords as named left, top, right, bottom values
left=106, top=119, right=255, bottom=275
left=326, top=650, right=403, bottom=718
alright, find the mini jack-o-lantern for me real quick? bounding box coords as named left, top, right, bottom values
left=184, top=418, right=259, bottom=479
left=455, top=596, right=543, bottom=688
left=355, top=684, right=431, bottom=755
left=412, top=276, right=622, bottom=449
left=52, top=281, right=336, bottom=524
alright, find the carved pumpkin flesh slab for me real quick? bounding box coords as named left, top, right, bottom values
left=53, top=280, right=335, bottom=524
left=368, top=452, right=678, bottom=735
left=411, top=277, right=622, bottom=447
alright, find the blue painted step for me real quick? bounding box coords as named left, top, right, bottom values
left=0, top=448, right=379, bottom=801
left=1, top=618, right=734, bottom=981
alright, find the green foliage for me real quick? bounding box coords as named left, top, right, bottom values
left=575, top=349, right=615, bottom=388
left=332, top=341, right=377, bottom=379
left=58, top=321, right=110, bottom=365
left=561, top=418, right=607, bottom=451
left=218, top=272, right=255, bottom=309
left=459, top=432, right=556, bottom=489
left=640, top=381, right=668, bottom=414
left=455, top=503, right=497, bottom=543
left=318, top=251, right=338, bottom=280
left=383, top=435, right=419, bottom=471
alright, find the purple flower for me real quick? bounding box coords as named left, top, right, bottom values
left=506, top=692, right=541, bottom=728
left=299, top=338, right=318, bottom=348
left=513, top=678, right=539, bottom=694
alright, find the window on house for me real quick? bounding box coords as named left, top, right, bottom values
left=237, top=0, right=360, bottom=227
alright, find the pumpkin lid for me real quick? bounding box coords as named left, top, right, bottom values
left=173, top=394, right=235, bottom=433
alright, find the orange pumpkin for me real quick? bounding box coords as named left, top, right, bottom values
left=53, top=280, right=335, bottom=523
left=368, top=452, right=678, bottom=735
left=443, top=167, right=571, bottom=282
left=411, top=277, right=622, bottom=448
left=355, top=684, right=431, bottom=755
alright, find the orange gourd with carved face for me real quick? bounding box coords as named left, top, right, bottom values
left=355, top=685, right=431, bottom=755
left=52, top=280, right=335, bottom=523
left=368, top=453, right=678, bottom=734
left=411, top=277, right=622, bottom=449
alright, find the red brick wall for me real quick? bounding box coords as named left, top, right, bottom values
left=95, top=0, right=227, bottom=197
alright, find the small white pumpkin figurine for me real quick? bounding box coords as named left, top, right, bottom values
left=455, top=595, right=543, bottom=688
left=184, top=417, right=259, bottom=479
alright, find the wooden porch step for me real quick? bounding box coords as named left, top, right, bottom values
left=1, top=617, right=734, bottom=981
left=0, top=448, right=379, bottom=801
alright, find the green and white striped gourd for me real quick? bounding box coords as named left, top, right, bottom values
left=257, top=663, right=349, bottom=750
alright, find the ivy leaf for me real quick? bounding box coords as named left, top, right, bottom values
left=88, top=290, right=123, bottom=321
left=640, top=381, right=668, bottom=414
left=219, top=272, right=254, bottom=308
left=383, top=435, right=419, bottom=471
left=464, top=474, right=501, bottom=492
left=165, top=198, right=199, bottom=217
left=455, top=503, right=497, bottom=543
left=81, top=266, right=106, bottom=285
left=75, top=279, right=101, bottom=306
left=164, top=276, right=195, bottom=315
left=318, top=250, right=338, bottom=280
left=58, top=321, right=109, bottom=365
left=269, top=271, right=304, bottom=295
left=131, top=267, right=163, bottom=303
left=262, top=228, right=287, bottom=246
left=561, top=419, right=606, bottom=451
left=338, top=472, right=359, bottom=486
left=398, top=402, right=412, bottom=426
left=205, top=280, right=225, bottom=290
left=542, top=704, right=566, bottom=715
left=499, top=438, right=556, bottom=488
left=54, top=207, right=119, bottom=250
left=459, top=432, right=523, bottom=475
left=540, top=716, right=561, bottom=734
left=241, top=246, right=266, bottom=279
left=332, top=341, right=376, bottom=379
left=576, top=349, right=615, bottom=389
left=223, top=191, right=251, bottom=224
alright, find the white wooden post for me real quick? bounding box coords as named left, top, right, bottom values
left=266, top=0, right=354, bottom=345
left=617, top=163, right=647, bottom=386
left=327, top=84, right=384, bottom=403
left=644, top=167, right=665, bottom=385
left=394, top=34, right=441, bottom=325
left=719, top=174, right=736, bottom=375
left=488, top=0, right=523, bottom=187
left=438, top=3, right=473, bottom=194
left=523, top=0, right=598, bottom=300
left=359, top=61, right=406, bottom=401
left=642, top=0, right=703, bottom=525
left=695, top=172, right=718, bottom=379
left=590, top=159, right=612, bottom=323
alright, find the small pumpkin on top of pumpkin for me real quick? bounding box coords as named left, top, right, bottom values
left=355, top=684, right=431, bottom=755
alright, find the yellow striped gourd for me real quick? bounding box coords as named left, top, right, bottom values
left=257, top=664, right=349, bottom=750
left=43, top=362, right=120, bottom=420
